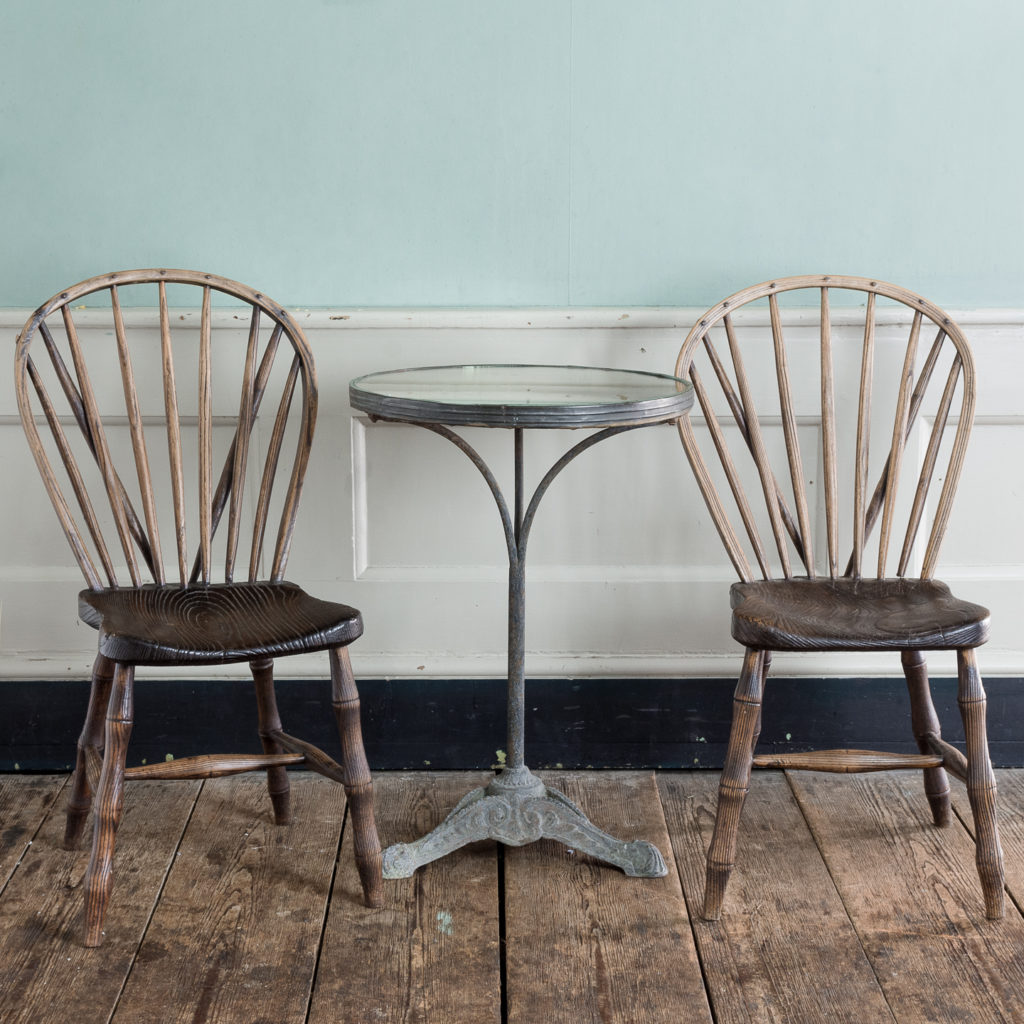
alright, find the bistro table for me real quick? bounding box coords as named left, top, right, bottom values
left=349, top=364, right=694, bottom=879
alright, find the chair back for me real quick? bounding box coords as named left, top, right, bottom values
left=674, top=275, right=975, bottom=583
left=15, top=269, right=317, bottom=590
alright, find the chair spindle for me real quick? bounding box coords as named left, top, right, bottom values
left=725, top=313, right=793, bottom=577
left=876, top=311, right=922, bottom=577
left=63, top=306, right=142, bottom=586
left=769, top=293, right=814, bottom=577
left=819, top=288, right=839, bottom=578
left=111, top=286, right=164, bottom=583
left=898, top=357, right=962, bottom=576
left=851, top=292, right=877, bottom=578
left=198, top=286, right=213, bottom=584
left=225, top=307, right=261, bottom=582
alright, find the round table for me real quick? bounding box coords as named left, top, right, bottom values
left=349, top=364, right=694, bottom=879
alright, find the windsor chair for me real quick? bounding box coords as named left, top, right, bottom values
left=15, top=269, right=383, bottom=946
left=674, top=275, right=1004, bottom=921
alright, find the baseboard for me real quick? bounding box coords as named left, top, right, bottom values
left=2, top=676, right=1022, bottom=772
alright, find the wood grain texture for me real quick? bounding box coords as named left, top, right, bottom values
left=77, top=582, right=363, bottom=665
left=659, top=771, right=897, bottom=1024
left=64, top=654, right=115, bottom=849
left=674, top=275, right=976, bottom=584
left=703, top=649, right=764, bottom=919
left=0, top=780, right=199, bottom=1024
left=729, top=578, right=990, bottom=651
left=956, top=648, right=1005, bottom=918
left=251, top=656, right=293, bottom=824
left=113, top=774, right=345, bottom=1024
left=123, top=752, right=305, bottom=780
left=330, top=645, right=384, bottom=907
left=751, top=749, right=943, bottom=772
left=308, top=773, right=501, bottom=1024
left=952, top=769, right=1024, bottom=911
left=902, top=649, right=952, bottom=826
left=504, top=771, right=712, bottom=1024
left=0, top=776, right=67, bottom=893
left=83, top=662, right=134, bottom=946
left=791, top=771, right=1024, bottom=1022
left=15, top=269, right=318, bottom=589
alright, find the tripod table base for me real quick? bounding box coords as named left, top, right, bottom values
left=381, top=766, right=668, bottom=879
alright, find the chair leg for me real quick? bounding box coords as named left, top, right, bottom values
left=82, top=663, right=134, bottom=947
left=703, top=648, right=766, bottom=921
left=901, top=650, right=951, bottom=826
left=956, top=649, right=1005, bottom=919
left=329, top=646, right=383, bottom=908
left=251, top=657, right=292, bottom=826
left=65, top=654, right=116, bottom=850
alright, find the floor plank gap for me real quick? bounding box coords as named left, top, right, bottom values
left=3, top=769, right=1024, bottom=1023
left=300, top=778, right=348, bottom=1024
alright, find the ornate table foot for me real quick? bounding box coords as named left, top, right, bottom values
left=382, top=766, right=667, bottom=879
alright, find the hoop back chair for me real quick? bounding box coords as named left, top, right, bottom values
left=674, top=274, right=1004, bottom=921
left=15, top=269, right=383, bottom=946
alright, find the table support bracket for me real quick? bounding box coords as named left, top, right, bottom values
left=378, top=420, right=670, bottom=879
left=382, top=766, right=667, bottom=879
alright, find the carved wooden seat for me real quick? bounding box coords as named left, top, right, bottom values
left=15, top=269, right=383, bottom=946
left=79, top=583, right=363, bottom=664
left=730, top=578, right=990, bottom=651
left=675, top=275, right=1005, bottom=922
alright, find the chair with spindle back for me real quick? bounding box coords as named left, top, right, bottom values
left=15, top=269, right=383, bottom=946
left=674, top=274, right=1004, bottom=921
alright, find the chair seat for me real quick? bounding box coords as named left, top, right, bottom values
left=79, top=582, right=363, bottom=665
left=730, top=577, right=989, bottom=651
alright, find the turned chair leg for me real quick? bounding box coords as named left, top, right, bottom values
left=251, top=657, right=292, bottom=825
left=65, top=654, right=116, bottom=849
left=329, top=646, right=383, bottom=908
left=956, top=648, right=1005, bottom=919
left=704, top=648, right=766, bottom=921
left=901, top=650, right=951, bottom=826
left=83, top=663, right=134, bottom=947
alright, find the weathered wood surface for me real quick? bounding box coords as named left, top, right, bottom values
left=0, top=780, right=199, bottom=1024
left=673, top=274, right=975, bottom=583
left=114, top=774, right=345, bottom=1024
left=308, top=772, right=501, bottom=1024
left=77, top=582, right=363, bottom=665
left=791, top=771, right=1024, bottom=1022
left=729, top=578, right=990, bottom=652
left=952, top=769, right=1024, bottom=907
left=0, top=775, right=65, bottom=893
left=16, top=269, right=317, bottom=589
left=1, top=770, right=1024, bottom=1023
left=659, top=771, right=895, bottom=1024
left=504, top=771, right=712, bottom=1024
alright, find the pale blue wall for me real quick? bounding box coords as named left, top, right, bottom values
left=2, top=0, right=1021, bottom=308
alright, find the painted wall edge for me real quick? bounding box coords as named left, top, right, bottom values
left=3, top=675, right=1022, bottom=772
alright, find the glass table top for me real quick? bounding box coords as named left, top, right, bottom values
left=349, top=363, right=694, bottom=428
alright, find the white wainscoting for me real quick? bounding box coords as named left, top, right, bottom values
left=2, top=306, right=1023, bottom=681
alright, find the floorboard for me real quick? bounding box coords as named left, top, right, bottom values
left=791, top=770, right=1024, bottom=1024
left=1, top=768, right=1023, bottom=1023
left=659, top=770, right=896, bottom=1024
left=308, top=772, right=501, bottom=1024
left=113, top=774, right=346, bottom=1024
left=504, top=771, right=712, bottom=1024
left=951, top=768, right=1024, bottom=911
left=0, top=779, right=199, bottom=1024
left=0, top=775, right=66, bottom=893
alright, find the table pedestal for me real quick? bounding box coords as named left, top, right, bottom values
left=380, top=423, right=668, bottom=880
left=383, top=766, right=666, bottom=877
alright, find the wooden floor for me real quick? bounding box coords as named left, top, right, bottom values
left=2, top=769, right=1024, bottom=1023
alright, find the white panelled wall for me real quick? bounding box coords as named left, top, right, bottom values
left=2, top=305, right=1023, bottom=682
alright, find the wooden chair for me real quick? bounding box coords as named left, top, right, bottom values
left=674, top=275, right=1004, bottom=921
left=15, top=269, right=383, bottom=945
